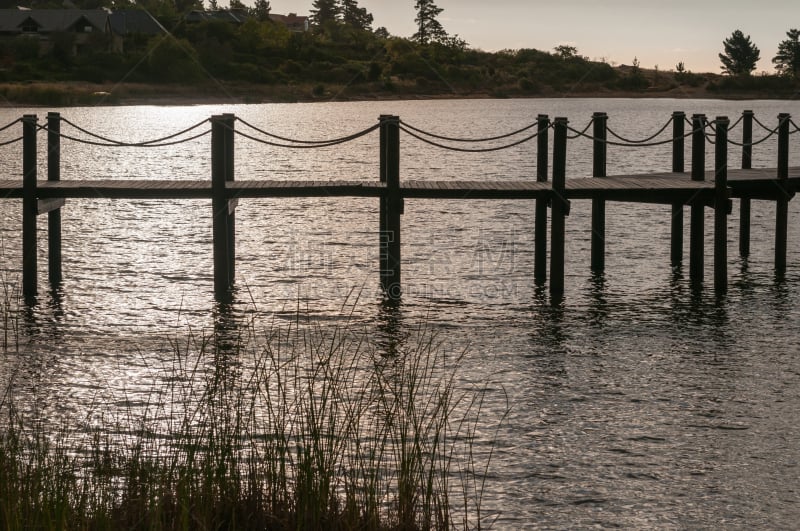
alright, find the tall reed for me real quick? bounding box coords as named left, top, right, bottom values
left=0, top=302, right=502, bottom=530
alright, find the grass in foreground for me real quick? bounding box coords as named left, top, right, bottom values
left=0, top=301, right=503, bottom=530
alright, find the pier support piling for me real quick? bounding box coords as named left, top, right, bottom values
left=689, top=114, right=706, bottom=285
left=670, top=111, right=685, bottom=267
left=534, top=114, right=549, bottom=285
left=591, top=112, right=607, bottom=273
left=776, top=113, right=791, bottom=276
left=739, top=110, right=753, bottom=258
left=379, top=115, right=402, bottom=299
left=714, top=116, right=729, bottom=293
left=47, top=112, right=63, bottom=287
left=211, top=114, right=236, bottom=299
left=22, top=115, right=38, bottom=300
left=550, top=117, right=569, bottom=299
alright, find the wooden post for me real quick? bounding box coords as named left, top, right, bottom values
left=211, top=114, right=236, bottom=299
left=47, top=112, right=62, bottom=286
left=379, top=115, right=402, bottom=299
left=714, top=116, right=729, bottom=293
left=22, top=115, right=38, bottom=300
left=775, top=112, right=791, bottom=275
left=671, top=111, right=685, bottom=267
left=591, top=112, right=607, bottom=272
left=739, top=110, right=753, bottom=257
left=689, top=114, right=706, bottom=284
left=550, top=117, right=568, bottom=299
left=534, top=114, right=549, bottom=285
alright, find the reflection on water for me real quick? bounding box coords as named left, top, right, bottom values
left=2, top=98, right=800, bottom=527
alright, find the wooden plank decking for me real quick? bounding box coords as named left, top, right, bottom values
left=1, top=167, right=797, bottom=201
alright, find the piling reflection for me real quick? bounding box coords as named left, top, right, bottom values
left=376, top=295, right=404, bottom=357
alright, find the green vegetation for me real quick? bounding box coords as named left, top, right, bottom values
left=1, top=2, right=799, bottom=102
left=0, top=284, right=502, bottom=529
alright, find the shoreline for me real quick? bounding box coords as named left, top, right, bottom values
left=1, top=80, right=796, bottom=108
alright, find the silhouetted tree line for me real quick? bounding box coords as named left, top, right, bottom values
left=0, top=0, right=798, bottom=99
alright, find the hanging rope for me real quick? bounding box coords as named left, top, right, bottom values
left=232, top=123, right=379, bottom=149
left=59, top=117, right=211, bottom=147
left=50, top=127, right=211, bottom=148
left=398, top=119, right=539, bottom=143
left=565, top=124, right=695, bottom=148
left=0, top=118, right=21, bottom=134
left=753, top=115, right=781, bottom=134
left=606, top=116, right=673, bottom=144
left=399, top=124, right=541, bottom=152
left=726, top=126, right=780, bottom=147
left=791, top=119, right=800, bottom=134
left=236, top=117, right=380, bottom=146
left=566, top=118, right=594, bottom=140
left=0, top=136, right=22, bottom=147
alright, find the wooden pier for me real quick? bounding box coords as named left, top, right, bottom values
left=0, top=111, right=798, bottom=302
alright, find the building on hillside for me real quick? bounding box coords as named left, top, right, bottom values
left=268, top=13, right=309, bottom=33
left=0, top=8, right=166, bottom=55
left=0, top=8, right=109, bottom=55
left=108, top=10, right=166, bottom=53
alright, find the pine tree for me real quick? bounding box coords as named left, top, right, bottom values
left=309, top=0, right=340, bottom=27
left=341, top=0, right=373, bottom=31
left=719, top=30, right=760, bottom=76
left=413, top=0, right=447, bottom=45
left=773, top=29, right=800, bottom=77
left=251, top=0, right=271, bottom=21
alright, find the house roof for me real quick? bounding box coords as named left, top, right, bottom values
left=108, top=10, right=166, bottom=36
left=269, top=13, right=308, bottom=29
left=184, top=9, right=250, bottom=24
left=0, top=9, right=109, bottom=34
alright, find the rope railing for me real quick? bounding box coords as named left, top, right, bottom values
left=236, top=117, right=380, bottom=146
left=565, top=123, right=697, bottom=148
left=0, top=136, right=23, bottom=147
left=232, top=122, right=380, bottom=149
left=727, top=127, right=781, bottom=147
left=790, top=119, right=800, bottom=134
left=44, top=126, right=211, bottom=148
left=606, top=116, right=674, bottom=144
left=57, top=117, right=212, bottom=147
left=0, top=118, right=21, bottom=134
left=566, top=118, right=594, bottom=140
left=399, top=124, right=541, bottom=153
left=398, top=119, right=539, bottom=143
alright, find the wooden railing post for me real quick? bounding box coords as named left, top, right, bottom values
left=739, top=110, right=753, bottom=257
left=22, top=114, right=38, bottom=300
left=671, top=111, right=685, bottom=267
left=379, top=115, right=402, bottom=299
left=211, top=114, right=236, bottom=299
left=534, top=114, right=549, bottom=285
left=47, top=112, right=62, bottom=286
left=714, top=116, right=729, bottom=293
left=591, top=112, right=607, bottom=273
left=775, top=112, right=791, bottom=276
left=689, top=113, right=706, bottom=284
left=550, top=117, right=569, bottom=299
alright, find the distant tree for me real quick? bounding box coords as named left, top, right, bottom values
left=250, top=0, right=271, bottom=21
left=553, top=44, right=577, bottom=60
left=373, top=26, right=390, bottom=39
left=207, top=0, right=218, bottom=9
left=309, top=0, right=340, bottom=27
left=413, top=0, right=447, bottom=45
left=341, top=0, right=373, bottom=31
left=719, top=30, right=760, bottom=76
left=229, top=0, right=245, bottom=9
left=773, top=29, right=800, bottom=77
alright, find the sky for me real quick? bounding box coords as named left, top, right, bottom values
left=262, top=0, right=798, bottom=74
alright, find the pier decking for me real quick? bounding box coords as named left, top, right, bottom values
left=1, top=111, right=797, bottom=302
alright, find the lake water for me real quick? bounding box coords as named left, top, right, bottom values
left=2, top=97, right=800, bottom=528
